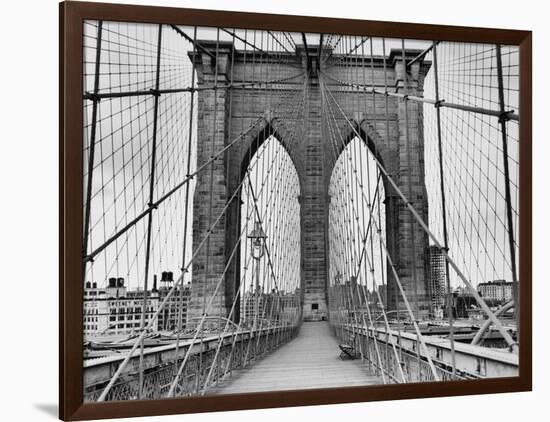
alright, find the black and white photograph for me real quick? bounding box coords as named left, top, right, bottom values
left=10, top=0, right=550, bottom=420
left=81, top=20, right=521, bottom=402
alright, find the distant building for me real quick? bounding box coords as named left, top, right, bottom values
left=239, top=287, right=299, bottom=325
left=330, top=277, right=364, bottom=310
left=426, top=245, right=447, bottom=314
left=154, top=272, right=191, bottom=331
left=240, top=287, right=267, bottom=325
left=83, top=277, right=160, bottom=337
left=477, top=280, right=513, bottom=303
left=453, top=289, right=477, bottom=318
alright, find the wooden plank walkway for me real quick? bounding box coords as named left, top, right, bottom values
left=211, top=321, right=381, bottom=395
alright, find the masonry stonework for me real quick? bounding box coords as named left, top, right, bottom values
left=188, top=42, right=431, bottom=324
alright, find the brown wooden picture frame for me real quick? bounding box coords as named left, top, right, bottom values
left=59, top=1, right=532, bottom=420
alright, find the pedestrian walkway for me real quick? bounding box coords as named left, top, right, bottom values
left=212, top=321, right=381, bottom=394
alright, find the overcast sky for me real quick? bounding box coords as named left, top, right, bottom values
left=83, top=21, right=519, bottom=296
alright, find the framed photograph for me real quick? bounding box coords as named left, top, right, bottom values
left=60, top=1, right=532, bottom=420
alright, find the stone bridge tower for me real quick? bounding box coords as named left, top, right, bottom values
left=188, top=41, right=432, bottom=324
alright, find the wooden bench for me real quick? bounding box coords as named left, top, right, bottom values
left=338, top=343, right=358, bottom=360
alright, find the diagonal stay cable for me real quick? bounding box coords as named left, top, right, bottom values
left=85, top=79, right=305, bottom=263
left=96, top=86, right=304, bottom=400
left=321, top=76, right=517, bottom=351
left=166, top=77, right=308, bottom=397
left=220, top=28, right=302, bottom=69
left=84, top=72, right=305, bottom=100
left=320, top=70, right=519, bottom=122
left=322, top=83, right=405, bottom=382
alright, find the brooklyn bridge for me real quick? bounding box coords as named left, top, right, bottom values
left=81, top=21, right=520, bottom=401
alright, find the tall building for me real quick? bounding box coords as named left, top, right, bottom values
left=83, top=277, right=160, bottom=337
left=426, top=245, right=447, bottom=315
left=477, top=280, right=513, bottom=303
left=240, top=286, right=300, bottom=325
left=240, top=286, right=267, bottom=325
left=154, top=272, right=191, bottom=331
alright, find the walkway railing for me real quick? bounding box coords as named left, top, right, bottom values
left=82, top=22, right=305, bottom=401
left=337, top=323, right=518, bottom=384
left=322, top=34, right=519, bottom=383
left=84, top=323, right=300, bottom=401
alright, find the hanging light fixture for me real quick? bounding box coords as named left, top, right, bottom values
left=248, top=221, right=267, bottom=261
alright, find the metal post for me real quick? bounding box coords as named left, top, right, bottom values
left=301, top=33, right=310, bottom=74
left=318, top=34, right=323, bottom=72
left=254, top=254, right=260, bottom=328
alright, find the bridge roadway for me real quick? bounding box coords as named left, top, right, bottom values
left=211, top=321, right=381, bottom=394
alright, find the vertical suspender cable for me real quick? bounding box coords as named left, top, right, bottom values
left=138, top=23, right=163, bottom=399
left=83, top=21, right=103, bottom=268
left=174, top=25, right=198, bottom=375
left=496, top=44, right=519, bottom=331
left=432, top=41, right=457, bottom=378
